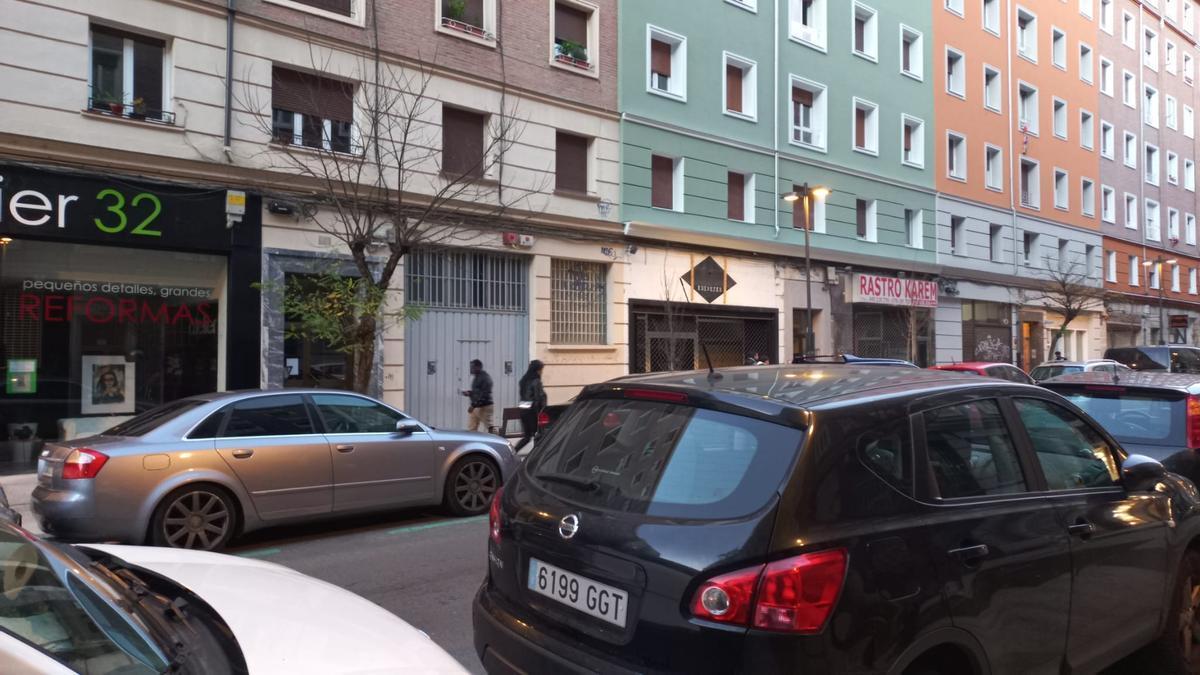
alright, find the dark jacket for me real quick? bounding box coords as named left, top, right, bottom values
left=469, top=371, right=494, bottom=408
left=520, top=375, right=547, bottom=410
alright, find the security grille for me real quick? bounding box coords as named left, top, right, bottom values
left=551, top=259, right=607, bottom=344
left=406, top=249, right=527, bottom=312
left=853, top=308, right=932, bottom=366
left=631, top=306, right=775, bottom=373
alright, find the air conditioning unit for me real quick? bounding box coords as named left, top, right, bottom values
left=502, top=232, right=519, bottom=246
left=518, top=234, right=535, bottom=247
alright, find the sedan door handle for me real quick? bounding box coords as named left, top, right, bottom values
left=231, top=449, right=254, bottom=459
left=1068, top=521, right=1096, bottom=539
left=335, top=445, right=355, bottom=454
left=947, top=544, right=990, bottom=564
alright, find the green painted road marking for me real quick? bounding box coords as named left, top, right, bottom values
left=386, top=515, right=487, bottom=536
left=235, top=547, right=282, bottom=558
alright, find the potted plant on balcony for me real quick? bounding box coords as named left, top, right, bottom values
left=131, top=97, right=147, bottom=120
left=554, top=40, right=590, bottom=69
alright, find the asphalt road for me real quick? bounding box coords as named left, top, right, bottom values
left=226, top=508, right=490, bottom=674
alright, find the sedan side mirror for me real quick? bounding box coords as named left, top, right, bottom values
left=396, top=421, right=424, bottom=435
left=1122, top=454, right=1167, bottom=492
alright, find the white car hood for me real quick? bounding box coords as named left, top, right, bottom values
left=84, top=544, right=468, bottom=675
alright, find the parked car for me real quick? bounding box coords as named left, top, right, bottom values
left=32, top=390, right=517, bottom=550
left=474, top=364, right=1200, bottom=675
left=0, top=520, right=467, bottom=674
left=0, top=485, right=20, bottom=527
left=1029, top=359, right=1131, bottom=382
left=930, top=361, right=1035, bottom=384
left=1105, top=345, right=1200, bottom=373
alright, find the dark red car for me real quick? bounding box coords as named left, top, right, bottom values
left=929, top=361, right=1035, bottom=384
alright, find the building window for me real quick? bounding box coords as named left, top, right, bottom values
left=1079, top=43, right=1094, bottom=83
left=989, top=224, right=1003, bottom=262
left=1020, top=158, right=1040, bottom=208
left=1058, top=239, right=1070, bottom=272
left=1191, top=268, right=1198, bottom=295
left=1166, top=40, right=1178, bottom=73
left=1186, top=52, right=1195, bottom=83
left=1100, top=57, right=1114, bottom=95
left=790, top=78, right=826, bottom=150
left=946, top=48, right=966, bottom=97
left=1189, top=213, right=1198, bottom=245
left=906, top=209, right=923, bottom=248
left=1187, top=159, right=1196, bottom=191
left=272, top=67, right=355, bottom=153
left=984, top=65, right=1002, bottom=111
left=985, top=144, right=1003, bottom=190
left=1024, top=231, right=1038, bottom=266
left=853, top=98, right=879, bottom=154
left=1107, top=250, right=1118, bottom=282
left=648, top=26, right=687, bottom=100
left=853, top=3, right=879, bottom=61
left=1054, top=169, right=1069, bottom=210
left=1151, top=261, right=1162, bottom=290
left=285, top=0, right=358, bottom=18
left=1123, top=10, right=1136, bottom=47
left=1168, top=0, right=1180, bottom=21
left=1101, top=0, right=1114, bottom=33
left=1125, top=193, right=1138, bottom=229
left=1081, top=178, right=1095, bottom=217
left=1101, top=184, right=1116, bottom=222
left=553, top=1, right=597, bottom=72
left=1186, top=106, right=1196, bottom=138
left=947, top=132, right=967, bottom=180
left=1147, top=199, right=1162, bottom=241
left=1124, top=131, right=1137, bottom=168
left=1018, top=8, right=1038, bottom=61
left=1123, top=70, right=1137, bottom=107
left=1186, top=1, right=1195, bottom=34
left=902, top=115, right=925, bottom=168
left=1170, top=207, right=1181, bottom=241
left=946, top=0, right=964, bottom=16
left=790, top=0, right=828, bottom=49
left=951, top=215, right=965, bottom=255
left=1019, top=83, right=1038, bottom=133
left=727, top=171, right=755, bottom=222
left=1052, top=27, right=1067, bottom=69
left=1080, top=0, right=1093, bottom=18
left=984, top=0, right=1001, bottom=34
left=88, top=25, right=170, bottom=123
left=1145, top=27, right=1159, bottom=70
left=793, top=184, right=826, bottom=231
left=1053, top=98, right=1068, bottom=139
left=1144, top=85, right=1159, bottom=127
left=1100, top=120, right=1114, bottom=158
left=1146, top=144, right=1160, bottom=185
left=901, top=25, right=924, bottom=79
left=651, top=154, right=682, bottom=211
left=1167, top=95, right=1179, bottom=129
left=555, top=131, right=591, bottom=194
left=1130, top=255, right=1140, bottom=286
left=1168, top=151, right=1179, bottom=185
left=439, top=0, right=496, bottom=41
left=723, top=53, right=757, bottom=120
left=550, top=259, right=607, bottom=345
left=856, top=198, right=878, bottom=240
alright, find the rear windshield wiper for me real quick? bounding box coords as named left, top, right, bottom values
left=534, top=473, right=599, bottom=492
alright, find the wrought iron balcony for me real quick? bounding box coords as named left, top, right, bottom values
left=87, top=98, right=176, bottom=125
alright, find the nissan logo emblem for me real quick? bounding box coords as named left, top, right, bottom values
left=559, top=514, right=580, bottom=540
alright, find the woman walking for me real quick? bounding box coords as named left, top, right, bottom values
left=514, top=360, right=546, bottom=453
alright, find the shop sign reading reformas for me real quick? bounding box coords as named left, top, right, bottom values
left=852, top=273, right=939, bottom=308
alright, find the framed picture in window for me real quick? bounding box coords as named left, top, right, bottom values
left=81, top=356, right=135, bottom=415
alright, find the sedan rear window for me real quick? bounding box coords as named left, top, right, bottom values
left=1031, top=365, right=1083, bottom=380
left=525, top=398, right=804, bottom=519
left=1058, top=389, right=1185, bottom=446
left=103, top=399, right=206, bottom=437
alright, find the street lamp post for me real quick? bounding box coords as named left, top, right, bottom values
left=782, top=184, right=831, bottom=357
left=1143, top=255, right=1178, bottom=345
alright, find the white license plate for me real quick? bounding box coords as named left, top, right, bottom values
left=37, top=460, right=52, bottom=479
left=527, top=558, right=628, bottom=628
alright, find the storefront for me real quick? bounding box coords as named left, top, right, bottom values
left=961, top=301, right=1013, bottom=363
left=0, top=164, right=260, bottom=471
left=847, top=272, right=938, bottom=366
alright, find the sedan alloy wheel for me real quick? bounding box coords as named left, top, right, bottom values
left=450, top=459, right=498, bottom=516
left=160, top=489, right=233, bottom=550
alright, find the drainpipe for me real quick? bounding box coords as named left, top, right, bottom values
left=223, top=0, right=236, bottom=155
left=772, top=0, right=781, bottom=238
left=1006, top=0, right=1021, bottom=362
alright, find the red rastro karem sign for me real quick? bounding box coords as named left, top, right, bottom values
left=852, top=273, right=939, bottom=308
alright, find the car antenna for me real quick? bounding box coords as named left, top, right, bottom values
left=678, top=278, right=722, bottom=383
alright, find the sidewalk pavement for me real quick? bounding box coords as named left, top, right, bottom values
left=1, top=472, right=41, bottom=534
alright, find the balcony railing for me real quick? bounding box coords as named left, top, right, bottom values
left=87, top=98, right=176, bottom=125
left=440, top=15, right=493, bottom=40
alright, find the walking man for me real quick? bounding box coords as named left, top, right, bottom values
left=462, top=359, right=494, bottom=433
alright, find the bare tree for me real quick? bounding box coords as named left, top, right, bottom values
left=239, top=1, right=549, bottom=393
left=1021, top=260, right=1109, bottom=358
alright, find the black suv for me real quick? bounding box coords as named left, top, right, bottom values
left=474, top=365, right=1200, bottom=674
left=1104, top=346, right=1200, bottom=373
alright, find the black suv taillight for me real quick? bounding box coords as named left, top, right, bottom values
left=489, top=486, right=504, bottom=545
left=690, top=549, right=848, bottom=633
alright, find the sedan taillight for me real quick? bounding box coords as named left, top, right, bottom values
left=489, top=486, right=504, bottom=545
left=61, top=448, right=109, bottom=480
left=691, top=548, right=848, bottom=634
left=1188, top=396, right=1200, bottom=449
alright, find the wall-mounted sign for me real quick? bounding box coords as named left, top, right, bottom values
left=852, top=273, right=939, bottom=308
left=683, top=256, right=737, bottom=303
left=1170, top=314, right=1189, bottom=328
left=6, top=359, right=37, bottom=394
left=16, top=279, right=216, bottom=328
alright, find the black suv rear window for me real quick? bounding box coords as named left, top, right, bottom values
left=1057, top=388, right=1186, bottom=446
left=525, top=398, right=804, bottom=519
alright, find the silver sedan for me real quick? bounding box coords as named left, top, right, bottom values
left=32, top=390, right=517, bottom=550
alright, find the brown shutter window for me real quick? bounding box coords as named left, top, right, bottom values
left=792, top=86, right=813, bottom=106
left=855, top=108, right=867, bottom=148
left=651, top=155, right=674, bottom=209
left=854, top=18, right=865, bottom=52
left=555, top=3, right=590, bottom=47
left=902, top=41, right=911, bottom=72
left=293, top=0, right=353, bottom=16
left=726, top=64, right=743, bottom=112
left=727, top=172, right=745, bottom=221
left=556, top=131, right=589, bottom=193
left=856, top=199, right=867, bottom=237
left=904, top=125, right=913, bottom=151
left=792, top=186, right=805, bottom=229
left=272, top=67, right=353, bottom=122
left=651, top=39, right=673, bottom=76
left=443, top=106, right=486, bottom=177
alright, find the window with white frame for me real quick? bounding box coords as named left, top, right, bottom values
left=1145, top=27, right=1159, bottom=70
left=1057, top=239, right=1070, bottom=273
left=1100, top=57, right=1114, bottom=95
left=1054, top=169, right=1069, bottom=210
left=1146, top=143, right=1160, bottom=185
left=1167, top=41, right=1179, bottom=74
left=950, top=216, right=965, bottom=255
left=853, top=3, right=878, bottom=61
left=1021, top=158, right=1040, bottom=208
left=985, top=144, right=1003, bottom=190
left=1101, top=0, right=1114, bottom=33
left=1189, top=212, right=1197, bottom=244
left=1107, top=250, right=1118, bottom=282
left=726, top=171, right=755, bottom=222
left=1167, top=95, right=1178, bottom=129
left=990, top=225, right=1004, bottom=262
left=1186, top=53, right=1196, bottom=83
left=1018, top=8, right=1038, bottom=61
left=906, top=208, right=923, bottom=248
left=947, top=132, right=967, bottom=180
left=550, top=259, right=607, bottom=345
left=1130, top=255, right=1141, bottom=286
left=1019, top=82, right=1039, bottom=133
left=901, top=26, right=924, bottom=79
left=1168, top=0, right=1179, bottom=21
left=439, top=0, right=496, bottom=41
left=946, top=48, right=966, bottom=97
left=902, top=115, right=925, bottom=167
left=1102, top=184, right=1116, bottom=222
left=1125, top=193, right=1138, bottom=229
left=1173, top=264, right=1182, bottom=292
left=1123, top=70, right=1137, bottom=107
left=853, top=98, right=879, bottom=154
left=1052, top=27, right=1067, bottom=69
left=1080, top=43, right=1094, bottom=83
left=790, top=0, right=827, bottom=49
left=1147, top=199, right=1162, bottom=240
left=1186, top=2, right=1195, bottom=34
left=1187, top=159, right=1196, bottom=190
left=984, top=66, right=1002, bottom=111
left=984, top=0, right=1000, bottom=34
left=271, top=67, right=355, bottom=153
left=1186, top=106, right=1195, bottom=137
left=1023, top=231, right=1039, bottom=266
left=1150, top=261, right=1162, bottom=290
left=856, top=198, right=878, bottom=240
left=1081, top=178, right=1095, bottom=217
left=1145, top=84, right=1159, bottom=126
left=723, top=53, right=757, bottom=120
left=650, top=154, right=684, bottom=211
left=1123, top=10, right=1136, bottom=47
left=1124, top=131, right=1137, bottom=168
left=1191, top=267, right=1198, bottom=295
left=1080, top=0, right=1093, bottom=18
left=790, top=77, right=826, bottom=150
left=1168, top=151, right=1179, bottom=185
left=648, top=26, right=687, bottom=99
left=1053, top=98, right=1068, bottom=139
left=89, top=25, right=171, bottom=123
left=946, top=0, right=964, bottom=15
left=1170, top=207, right=1181, bottom=241
left=1101, top=120, right=1114, bottom=158
left=552, top=2, right=598, bottom=71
